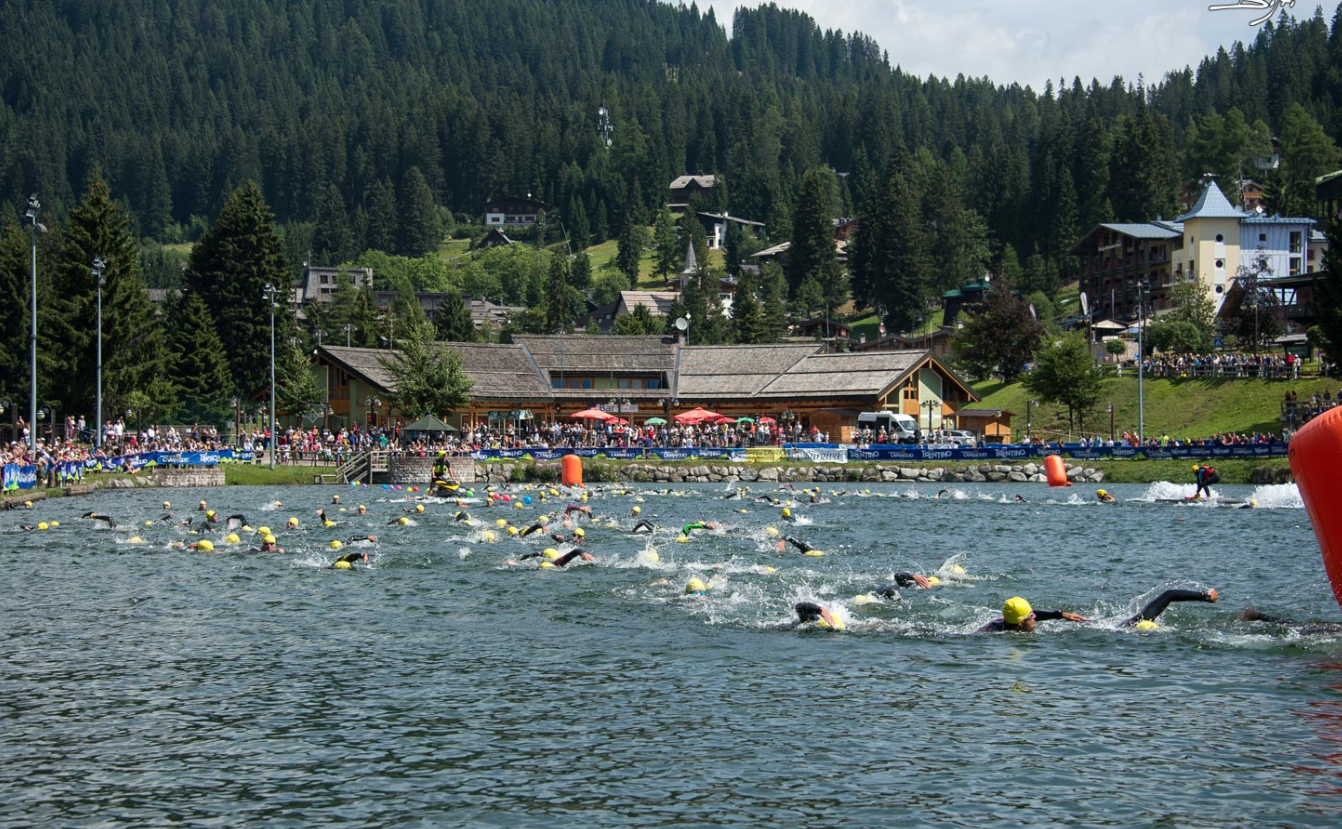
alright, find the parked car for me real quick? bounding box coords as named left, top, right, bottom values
left=944, top=429, right=977, bottom=448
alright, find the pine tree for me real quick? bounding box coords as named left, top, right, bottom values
left=433, top=291, right=478, bottom=343
left=1310, top=215, right=1342, bottom=375
left=275, top=336, right=324, bottom=419
left=567, top=196, right=591, bottom=251
left=312, top=184, right=350, bottom=266
left=187, top=182, right=293, bottom=395
left=398, top=166, right=441, bottom=256
left=1279, top=103, right=1342, bottom=218
left=615, top=212, right=645, bottom=283
left=787, top=169, right=836, bottom=294
left=365, top=178, right=398, bottom=254
left=165, top=290, right=233, bottom=426
left=0, top=220, right=29, bottom=398
left=851, top=149, right=930, bottom=331
left=49, top=171, right=168, bottom=424
left=543, top=252, right=573, bottom=333
left=568, top=252, right=593, bottom=293
left=758, top=262, right=789, bottom=342
left=652, top=206, right=681, bottom=280
left=730, top=266, right=765, bottom=343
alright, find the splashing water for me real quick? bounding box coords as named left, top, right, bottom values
left=1247, top=482, right=1303, bottom=509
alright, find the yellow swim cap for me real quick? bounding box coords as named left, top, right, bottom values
left=163, top=501, right=171, bottom=509
left=482, top=531, right=497, bottom=542
left=197, top=539, right=214, bottom=552
left=495, top=519, right=508, bottom=528
left=818, top=613, right=845, bottom=631
left=415, top=504, right=424, bottom=513
left=852, top=593, right=877, bottom=605
left=781, top=508, right=791, bottom=518
left=676, top=535, right=690, bottom=543
left=225, top=533, right=241, bottom=544
left=263, top=535, right=277, bottom=545
left=287, top=517, right=299, bottom=527
left=398, top=517, right=410, bottom=525
left=37, top=522, right=48, bottom=531
left=24, top=500, right=32, bottom=507
left=128, top=536, right=145, bottom=544
left=539, top=561, right=556, bottom=569
left=952, top=565, right=966, bottom=575
left=330, top=540, right=342, bottom=549
left=926, top=576, right=941, bottom=586
left=144, top=520, right=154, bottom=527
left=49, top=520, right=59, bottom=527
left=508, top=527, right=519, bottom=536
left=574, top=528, right=585, bottom=538
left=686, top=578, right=707, bottom=594
left=1002, top=597, right=1033, bottom=625
left=804, top=550, right=824, bottom=557
left=1135, top=619, right=1159, bottom=631
left=765, top=527, right=779, bottom=537
left=206, top=511, right=216, bottom=518
left=257, top=526, right=272, bottom=536
left=323, top=520, right=335, bottom=528
left=542, top=548, right=559, bottom=560
left=632, top=506, right=642, bottom=515
left=333, top=560, right=352, bottom=570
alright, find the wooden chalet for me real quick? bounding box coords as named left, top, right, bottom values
left=311, top=336, right=977, bottom=440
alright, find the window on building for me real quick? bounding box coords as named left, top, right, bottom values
left=1260, top=233, right=1267, bottom=242
left=1290, top=231, right=1302, bottom=253
left=1290, top=257, right=1302, bottom=275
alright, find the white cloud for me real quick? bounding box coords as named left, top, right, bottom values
left=694, top=0, right=1320, bottom=89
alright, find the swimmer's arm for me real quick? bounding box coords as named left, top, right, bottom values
left=894, top=573, right=931, bottom=589
left=1035, top=610, right=1091, bottom=622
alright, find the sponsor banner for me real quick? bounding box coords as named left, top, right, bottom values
left=788, top=448, right=849, bottom=464
left=3, top=463, right=38, bottom=490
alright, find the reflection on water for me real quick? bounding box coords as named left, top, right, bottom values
left=2, top=481, right=1341, bottom=828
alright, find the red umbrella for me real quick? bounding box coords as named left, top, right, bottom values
left=572, top=408, right=615, bottom=421
left=759, top=416, right=777, bottom=424
left=674, top=407, right=723, bottom=424
left=711, top=416, right=735, bottom=425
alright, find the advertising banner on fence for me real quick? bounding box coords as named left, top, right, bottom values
left=469, top=447, right=748, bottom=462
left=2, top=463, right=38, bottom=491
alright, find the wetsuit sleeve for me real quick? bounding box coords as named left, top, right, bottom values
left=1033, top=610, right=1065, bottom=621
left=682, top=522, right=705, bottom=534
left=893, top=573, right=921, bottom=587
left=1121, top=589, right=1213, bottom=627
left=978, top=619, right=1006, bottom=632
left=795, top=602, right=825, bottom=622
left=555, top=549, right=587, bottom=567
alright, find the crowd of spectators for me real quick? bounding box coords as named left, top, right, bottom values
left=1136, top=352, right=1304, bottom=380
left=1283, top=388, right=1337, bottom=430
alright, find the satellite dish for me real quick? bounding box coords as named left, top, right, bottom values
left=1079, top=291, right=1089, bottom=318
left=674, top=317, right=689, bottom=332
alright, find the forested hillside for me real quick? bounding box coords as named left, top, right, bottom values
left=4, top=1, right=1342, bottom=261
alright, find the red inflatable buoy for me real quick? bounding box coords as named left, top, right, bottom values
left=1289, top=407, right=1342, bottom=612
left=1043, top=454, right=1071, bottom=487
left=561, top=454, right=583, bottom=487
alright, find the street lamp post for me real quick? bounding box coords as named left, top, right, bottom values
left=93, top=257, right=106, bottom=450
left=1026, top=399, right=1038, bottom=444
left=25, top=195, right=42, bottom=452
left=263, top=283, right=284, bottom=469
left=341, top=323, right=354, bottom=347
left=1137, top=279, right=1150, bottom=446
left=230, top=396, right=240, bottom=446
left=1107, top=403, right=1115, bottom=443
left=923, top=398, right=938, bottom=437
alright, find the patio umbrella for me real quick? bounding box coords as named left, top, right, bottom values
left=572, top=408, right=615, bottom=421
left=735, top=416, right=756, bottom=423
left=643, top=417, right=667, bottom=425
left=711, top=416, right=735, bottom=425
left=674, top=407, right=723, bottom=424
left=758, top=416, right=777, bottom=424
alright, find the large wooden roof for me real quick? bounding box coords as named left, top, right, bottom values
left=512, top=335, right=677, bottom=375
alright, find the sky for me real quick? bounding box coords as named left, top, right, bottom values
left=694, top=0, right=1338, bottom=90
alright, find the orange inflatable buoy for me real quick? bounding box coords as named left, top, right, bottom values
left=1289, top=407, right=1342, bottom=612
left=1043, top=454, right=1071, bottom=487
left=561, top=454, right=583, bottom=487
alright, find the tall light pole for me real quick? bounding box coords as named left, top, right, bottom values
left=25, top=195, right=42, bottom=452
left=1137, top=279, right=1150, bottom=446
left=93, top=256, right=106, bottom=449
left=1026, top=399, right=1038, bottom=443
left=341, top=323, right=354, bottom=347
left=263, top=283, right=283, bottom=469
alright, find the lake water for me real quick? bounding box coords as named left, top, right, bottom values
left=4, top=479, right=1341, bottom=828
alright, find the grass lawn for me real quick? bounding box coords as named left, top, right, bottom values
left=972, top=374, right=1330, bottom=441
left=224, top=465, right=341, bottom=486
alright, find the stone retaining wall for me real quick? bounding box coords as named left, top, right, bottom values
left=477, top=460, right=1106, bottom=485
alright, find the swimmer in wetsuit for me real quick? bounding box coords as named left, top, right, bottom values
left=980, top=588, right=1218, bottom=632
left=332, top=550, right=369, bottom=568
left=631, top=519, right=657, bottom=534
left=346, top=534, right=378, bottom=543
left=518, top=520, right=548, bottom=538
left=681, top=521, right=719, bottom=535
left=82, top=512, right=116, bottom=529
left=517, top=548, right=595, bottom=568
left=793, top=601, right=844, bottom=630
left=1236, top=607, right=1342, bottom=635
left=780, top=535, right=818, bottom=554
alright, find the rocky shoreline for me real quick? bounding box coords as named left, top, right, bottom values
left=478, top=460, right=1106, bottom=485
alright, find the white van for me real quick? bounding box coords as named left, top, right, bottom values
left=857, top=411, right=920, bottom=444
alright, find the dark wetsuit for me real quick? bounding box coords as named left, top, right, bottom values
left=454, top=511, right=472, bottom=522
left=84, top=513, right=116, bottom=528
left=794, top=602, right=829, bottom=623
left=862, top=575, right=928, bottom=600
left=334, top=551, right=367, bottom=567
left=979, top=610, right=1070, bottom=632
left=226, top=514, right=248, bottom=530
left=631, top=520, right=656, bottom=534
left=520, top=548, right=591, bottom=567
left=519, top=522, right=547, bottom=538
left=783, top=535, right=816, bottom=554
left=346, top=535, right=376, bottom=543
left=1121, top=589, right=1217, bottom=627
left=1238, top=608, right=1342, bottom=635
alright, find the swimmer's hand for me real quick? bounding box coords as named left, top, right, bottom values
left=911, top=574, right=931, bottom=589
left=1203, top=588, right=1219, bottom=603
left=1061, top=612, right=1090, bottom=622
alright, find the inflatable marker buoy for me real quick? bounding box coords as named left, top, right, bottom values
left=1043, top=454, right=1071, bottom=488
left=1290, top=406, right=1342, bottom=612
